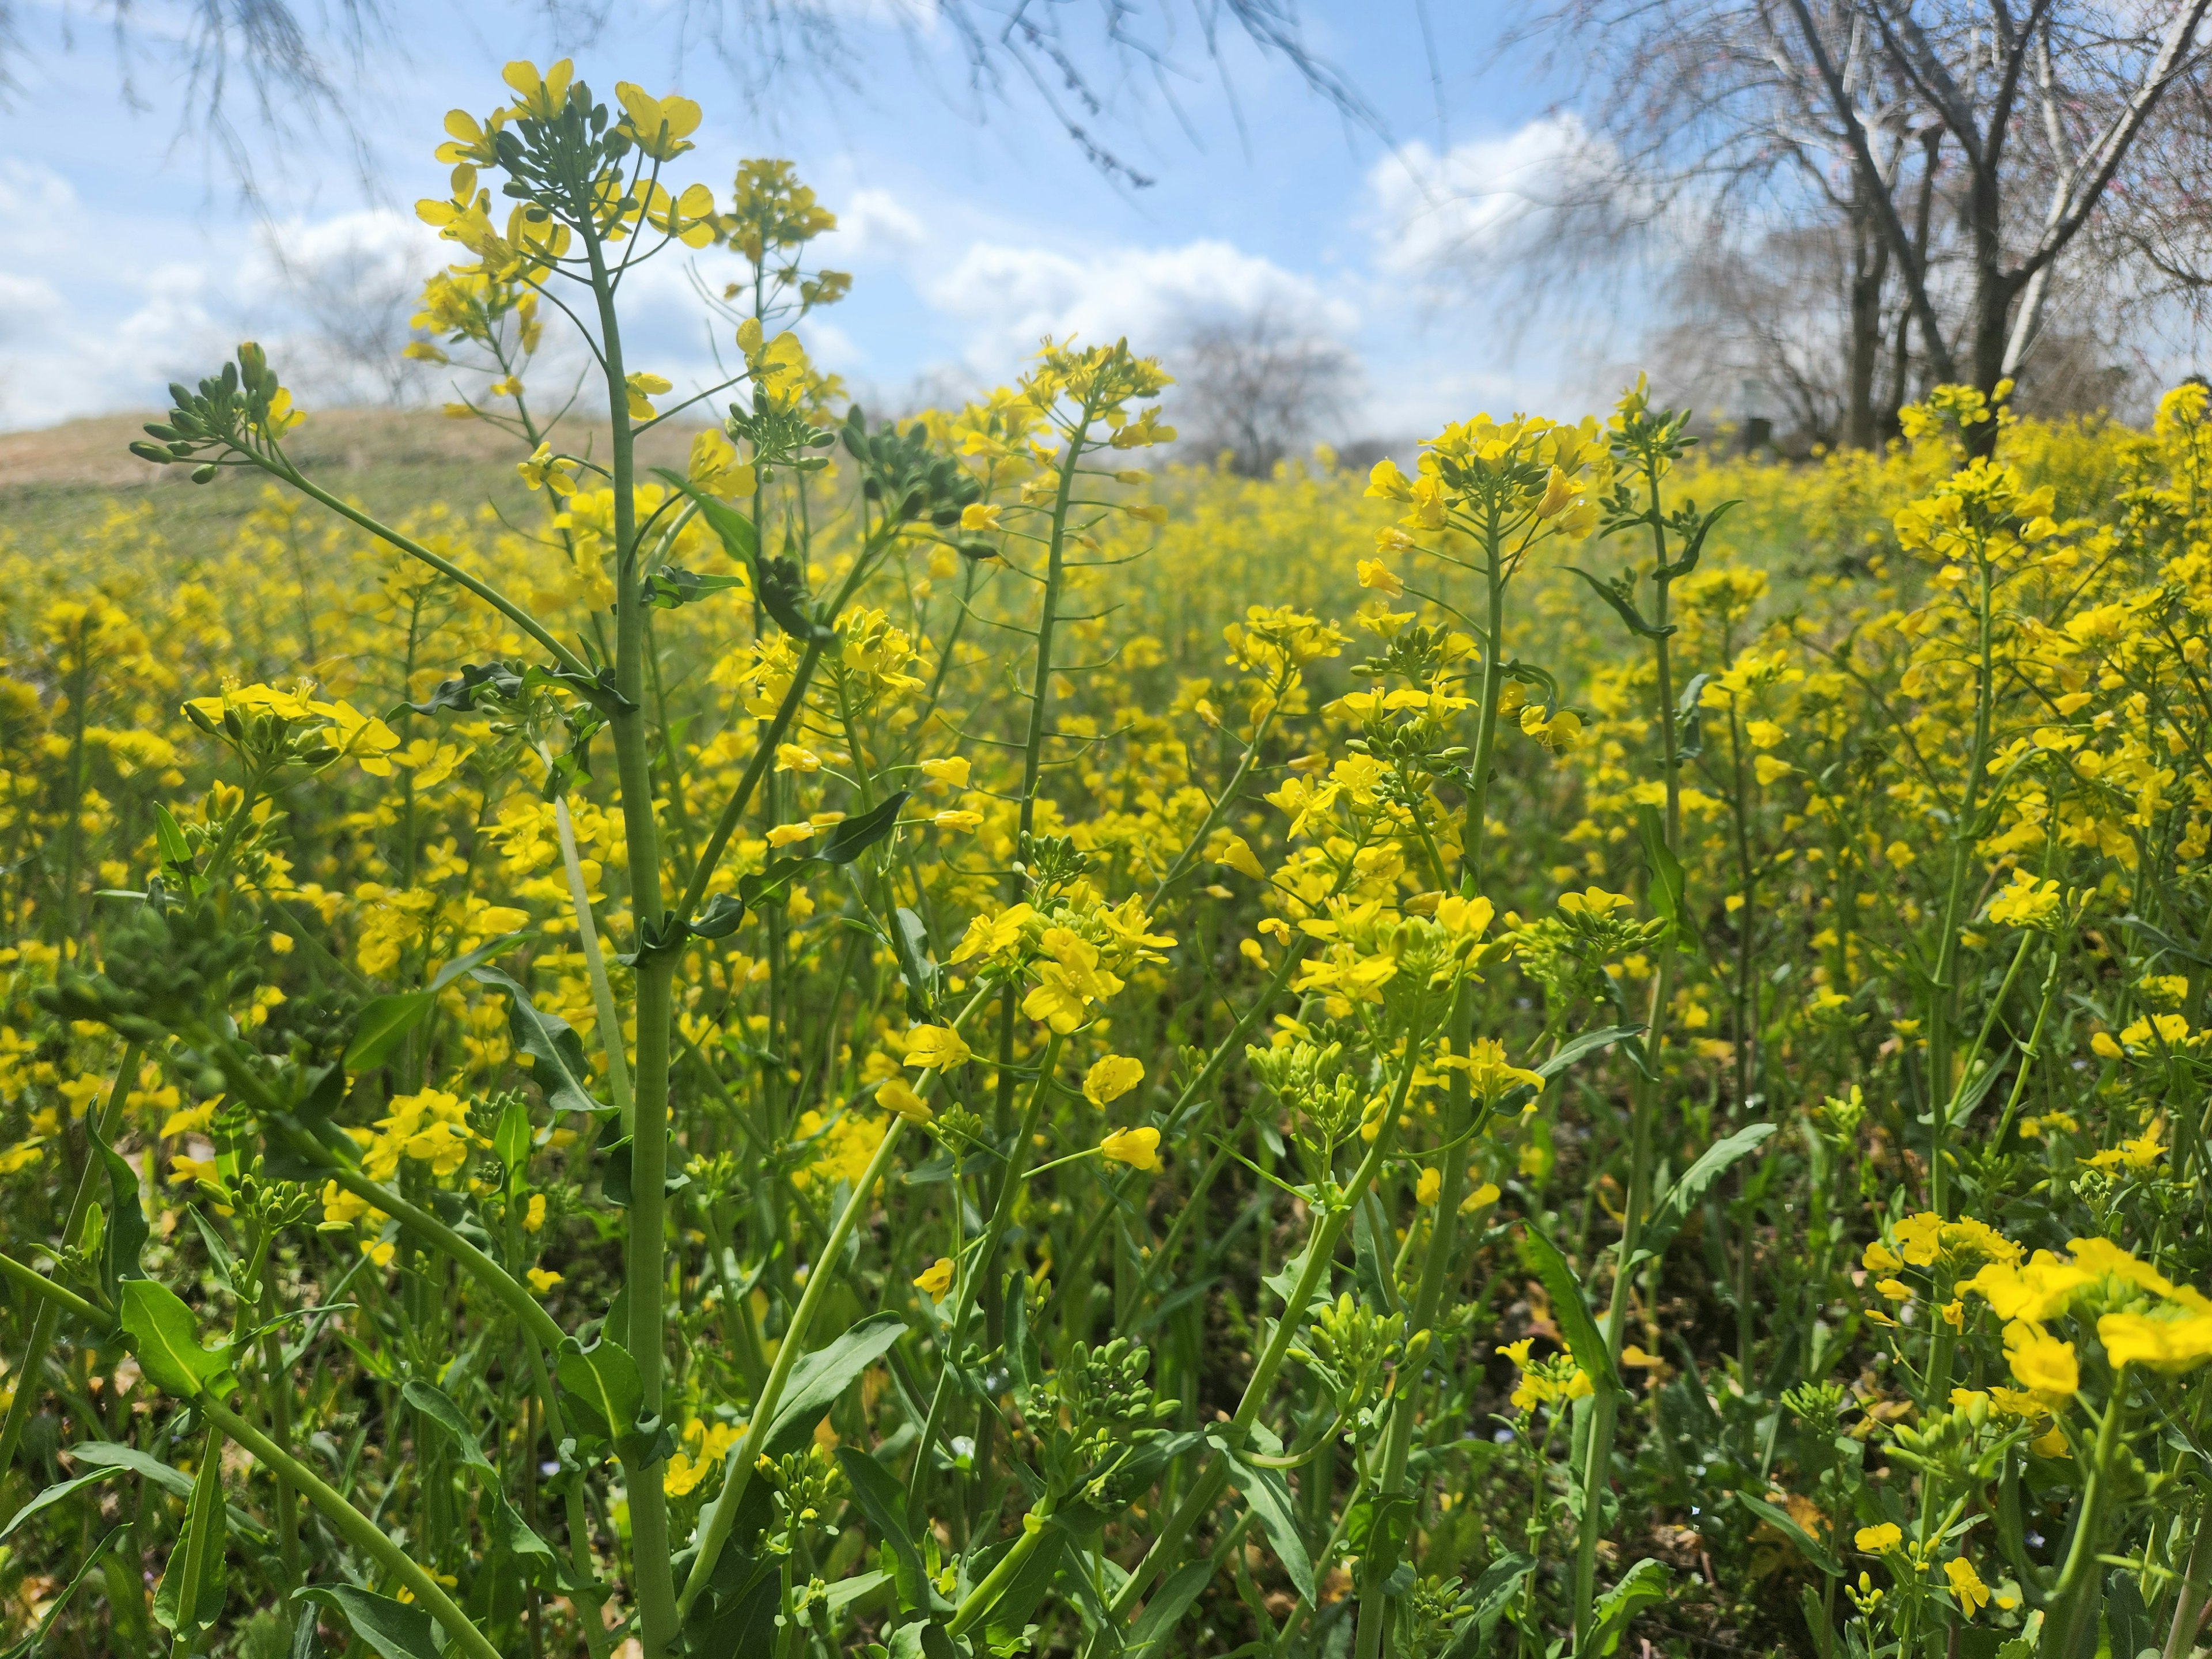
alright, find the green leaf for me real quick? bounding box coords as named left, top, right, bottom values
left=1580, top=1558, right=1670, bottom=1659
left=1632, top=1123, right=1777, bottom=1268
left=1221, top=1447, right=1316, bottom=1603
left=1520, top=1221, right=1620, bottom=1397
left=119, top=1281, right=233, bottom=1400
left=644, top=565, right=749, bottom=608
left=392, top=661, right=525, bottom=718
left=1635, top=805, right=1695, bottom=953
left=1736, top=1493, right=1840, bottom=1577
left=556, top=1338, right=644, bottom=1444
left=0, top=1469, right=119, bottom=1543
left=1492, top=1025, right=1642, bottom=1120
left=66, top=1441, right=195, bottom=1500
left=471, top=965, right=609, bottom=1119
left=490, top=1490, right=563, bottom=1584
left=427, top=931, right=530, bottom=994
left=185, top=1206, right=241, bottom=1294
left=85, top=1113, right=146, bottom=1300
left=494, top=1096, right=533, bottom=1178
left=1442, top=1552, right=1535, bottom=1659
left=1566, top=567, right=1674, bottom=639
left=295, top=1584, right=444, bottom=1659
left=836, top=1450, right=932, bottom=1612
left=819, top=792, right=909, bottom=864
left=400, top=1378, right=496, bottom=1470
left=764, top=1313, right=908, bottom=1459
left=343, top=992, right=434, bottom=1073
left=1126, top=1561, right=1215, bottom=1659
left=152, top=1441, right=226, bottom=1636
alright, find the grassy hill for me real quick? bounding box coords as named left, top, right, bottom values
left=0, top=406, right=702, bottom=555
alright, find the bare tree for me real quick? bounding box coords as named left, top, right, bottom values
left=2, top=1, right=1378, bottom=194
left=1505, top=1, right=2212, bottom=448
left=267, top=221, right=435, bottom=404
left=1170, top=309, right=1355, bottom=476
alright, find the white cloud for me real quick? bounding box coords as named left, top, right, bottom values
left=830, top=188, right=927, bottom=263
left=1368, top=115, right=1614, bottom=281
left=923, top=237, right=1358, bottom=376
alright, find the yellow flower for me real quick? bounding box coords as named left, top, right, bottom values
left=1415, top=1167, right=1442, bottom=1206
left=2098, top=1309, right=2212, bottom=1373
left=1101, top=1126, right=1162, bottom=1172
left=1082, top=1055, right=1145, bottom=1107
left=918, top=756, right=971, bottom=789
left=1356, top=558, right=1404, bottom=596
left=913, top=1257, right=954, bottom=1297
left=903, top=1026, right=972, bottom=1072
left=613, top=82, right=702, bottom=160
left=960, top=502, right=1003, bottom=531
left=1855, top=1524, right=1903, bottom=1555
left=1944, top=1557, right=1990, bottom=1617
left=878, top=1078, right=934, bottom=1123
left=663, top=1450, right=710, bottom=1496
left=1219, top=835, right=1266, bottom=880
left=775, top=743, right=823, bottom=773
left=931, top=810, right=984, bottom=832
left=524, top=1193, right=547, bottom=1233
left=527, top=1268, right=563, bottom=1293
left=2006, top=1330, right=2079, bottom=1406
left=1460, top=1180, right=1501, bottom=1215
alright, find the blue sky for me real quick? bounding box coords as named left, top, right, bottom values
left=0, top=0, right=1643, bottom=436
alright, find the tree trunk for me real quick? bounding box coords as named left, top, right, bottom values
left=1845, top=189, right=1889, bottom=450
left=1965, top=159, right=2016, bottom=459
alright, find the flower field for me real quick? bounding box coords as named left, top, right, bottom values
left=4, top=60, right=2212, bottom=1659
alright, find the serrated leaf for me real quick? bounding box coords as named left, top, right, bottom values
left=471, top=965, right=609, bottom=1119
left=1581, top=1558, right=1670, bottom=1659
left=295, top=1584, right=444, bottom=1659
left=119, top=1281, right=233, bottom=1400
left=1567, top=567, right=1673, bottom=639
left=1632, top=1123, right=1777, bottom=1268
left=1521, top=1221, right=1620, bottom=1396
left=1442, top=1552, right=1536, bottom=1659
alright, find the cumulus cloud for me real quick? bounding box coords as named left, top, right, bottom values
left=923, top=237, right=1358, bottom=377
left=1369, top=115, right=1619, bottom=284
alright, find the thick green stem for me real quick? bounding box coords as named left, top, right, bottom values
left=199, top=1396, right=504, bottom=1659
left=2051, top=1385, right=2130, bottom=1659
left=2162, top=1491, right=2212, bottom=1659
left=946, top=1499, right=1056, bottom=1637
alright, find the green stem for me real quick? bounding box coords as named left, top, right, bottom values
left=198, top=1396, right=504, bottom=1659
left=677, top=1103, right=919, bottom=1619
left=1929, top=552, right=1996, bottom=1219
left=0, top=1043, right=137, bottom=1483
left=946, top=1498, right=1056, bottom=1637
left=1104, top=1043, right=1421, bottom=1623
left=2051, top=1384, right=2130, bottom=1659
left=556, top=794, right=632, bottom=1127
